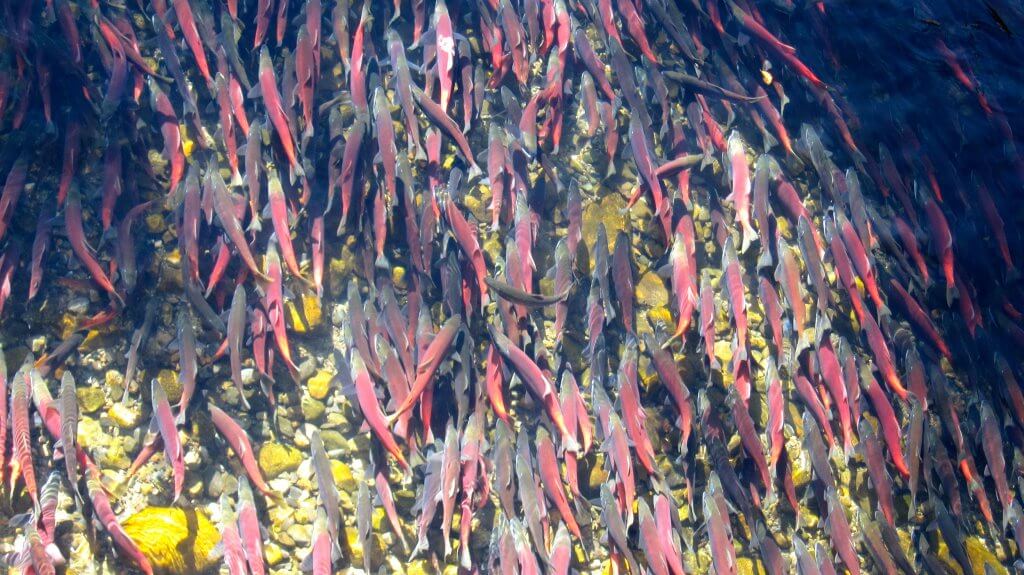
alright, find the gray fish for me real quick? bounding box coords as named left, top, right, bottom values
left=601, top=483, right=639, bottom=570
left=58, top=371, right=79, bottom=497
left=175, top=308, right=198, bottom=425
left=227, top=285, right=249, bottom=409
left=356, top=480, right=372, bottom=574
left=310, top=430, right=343, bottom=546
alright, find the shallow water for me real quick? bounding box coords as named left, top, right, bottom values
left=0, top=0, right=1022, bottom=574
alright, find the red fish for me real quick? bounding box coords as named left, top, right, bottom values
left=65, top=184, right=123, bottom=306
left=351, top=352, right=409, bottom=470
left=237, top=478, right=266, bottom=575
left=262, top=244, right=300, bottom=378
left=727, top=132, right=757, bottom=252
left=488, top=326, right=579, bottom=451
left=10, top=364, right=38, bottom=507
left=151, top=378, right=184, bottom=500
left=258, top=48, right=304, bottom=180
left=859, top=365, right=910, bottom=478
left=924, top=199, right=957, bottom=305
left=209, top=405, right=278, bottom=500
left=434, top=0, right=455, bottom=111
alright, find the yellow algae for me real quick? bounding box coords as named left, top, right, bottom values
left=285, top=293, right=323, bottom=333
left=264, top=542, right=285, bottom=567
left=121, top=507, right=220, bottom=575
left=306, top=369, right=334, bottom=400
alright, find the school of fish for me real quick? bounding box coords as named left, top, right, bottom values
left=0, top=0, right=1022, bottom=573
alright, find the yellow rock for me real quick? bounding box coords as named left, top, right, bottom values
left=406, top=559, right=431, bottom=575
left=121, top=507, right=220, bottom=575
left=306, top=369, right=334, bottom=400
left=331, top=460, right=357, bottom=492
left=714, top=340, right=734, bottom=366
left=258, top=443, right=303, bottom=479
left=392, top=265, right=408, bottom=290
left=146, top=213, right=166, bottom=234
left=965, top=537, right=1007, bottom=575
left=285, top=293, right=323, bottom=333
left=108, top=402, right=139, bottom=429
left=165, top=248, right=182, bottom=266
left=264, top=542, right=284, bottom=567
left=636, top=271, right=669, bottom=308
left=582, top=192, right=629, bottom=252
left=157, top=369, right=183, bottom=404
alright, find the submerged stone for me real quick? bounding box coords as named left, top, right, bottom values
left=121, top=507, right=220, bottom=575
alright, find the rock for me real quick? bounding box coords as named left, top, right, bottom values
left=285, top=294, right=324, bottom=333
left=306, top=369, right=333, bottom=400
left=157, top=369, right=183, bottom=404
left=258, top=443, right=303, bottom=479
left=406, top=560, right=431, bottom=575
left=145, top=213, right=166, bottom=234
left=331, top=460, right=357, bottom=492
left=77, top=386, right=106, bottom=414
left=320, top=430, right=348, bottom=451
left=264, top=542, right=285, bottom=567
left=121, top=507, right=220, bottom=575
left=108, top=402, right=139, bottom=429
left=582, top=192, right=629, bottom=252
left=77, top=418, right=103, bottom=451
left=636, top=271, right=669, bottom=308
left=392, top=265, right=408, bottom=290
left=301, top=395, right=325, bottom=421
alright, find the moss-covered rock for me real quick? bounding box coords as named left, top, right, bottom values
left=122, top=507, right=220, bottom=575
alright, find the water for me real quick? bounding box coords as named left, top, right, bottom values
left=0, top=0, right=1022, bottom=574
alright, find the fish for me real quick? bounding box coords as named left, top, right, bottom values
left=309, top=430, right=344, bottom=550
left=980, top=402, right=1012, bottom=515
left=617, top=339, right=656, bottom=474
left=905, top=392, right=925, bottom=516
left=151, top=378, right=184, bottom=501
left=411, top=85, right=483, bottom=179
left=730, top=385, right=772, bottom=491
left=27, top=206, right=53, bottom=301
left=237, top=478, right=266, bottom=575
left=258, top=47, right=304, bottom=180
left=601, top=483, right=639, bottom=571
left=924, top=199, right=957, bottom=305
left=859, top=364, right=910, bottom=478
left=645, top=336, right=693, bottom=450
left=802, top=409, right=836, bottom=489
left=350, top=352, right=409, bottom=470
left=10, top=363, right=38, bottom=508
left=488, top=326, right=579, bottom=452
left=175, top=308, right=198, bottom=425
left=225, top=285, right=249, bottom=408
left=87, top=474, right=154, bottom=574
left=209, top=405, right=277, bottom=500
left=825, top=488, right=860, bottom=575
left=209, top=166, right=269, bottom=281
left=611, top=231, right=636, bottom=333
left=172, top=0, right=211, bottom=84
left=858, top=419, right=895, bottom=526
left=58, top=372, right=78, bottom=497
left=219, top=495, right=249, bottom=575
left=704, top=477, right=737, bottom=575
left=148, top=80, right=184, bottom=195
left=859, top=512, right=897, bottom=575
left=699, top=269, right=719, bottom=370
left=64, top=183, right=123, bottom=306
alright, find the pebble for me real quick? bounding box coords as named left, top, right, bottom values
left=636, top=270, right=669, bottom=308
left=77, top=387, right=106, bottom=414
left=306, top=369, right=333, bottom=400
left=108, top=402, right=138, bottom=428
left=300, top=394, right=326, bottom=421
